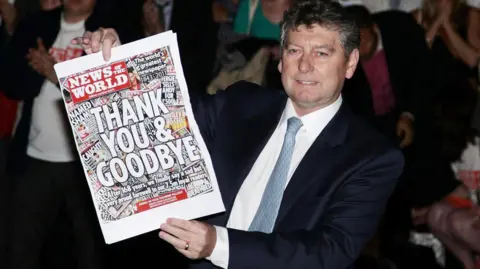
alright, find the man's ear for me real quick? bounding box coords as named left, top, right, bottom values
left=345, top=48, right=359, bottom=79
left=278, top=58, right=283, bottom=73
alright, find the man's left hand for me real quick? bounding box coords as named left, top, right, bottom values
left=159, top=218, right=217, bottom=259
left=396, top=115, right=414, bottom=148
left=26, top=38, right=58, bottom=84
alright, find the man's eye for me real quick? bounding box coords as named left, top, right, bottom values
left=316, top=51, right=328, bottom=57
left=287, top=49, right=298, bottom=54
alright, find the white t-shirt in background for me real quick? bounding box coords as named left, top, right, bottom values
left=27, top=16, right=85, bottom=162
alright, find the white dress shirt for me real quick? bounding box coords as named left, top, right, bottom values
left=206, top=96, right=342, bottom=268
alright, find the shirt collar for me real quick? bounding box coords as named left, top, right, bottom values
left=279, top=96, right=342, bottom=139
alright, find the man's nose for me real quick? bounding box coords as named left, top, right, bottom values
left=299, top=54, right=314, bottom=73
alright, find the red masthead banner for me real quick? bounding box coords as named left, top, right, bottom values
left=66, top=61, right=131, bottom=104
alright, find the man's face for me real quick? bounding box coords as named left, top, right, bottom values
left=278, top=24, right=358, bottom=115
left=64, top=0, right=96, bottom=17
left=359, top=26, right=378, bottom=61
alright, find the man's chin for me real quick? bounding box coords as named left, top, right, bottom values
left=291, top=94, right=339, bottom=113
left=292, top=98, right=321, bottom=110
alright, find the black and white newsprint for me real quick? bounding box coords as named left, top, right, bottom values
left=53, top=31, right=225, bottom=244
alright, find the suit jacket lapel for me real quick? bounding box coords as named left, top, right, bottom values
left=223, top=95, right=288, bottom=215
left=275, top=103, right=350, bottom=225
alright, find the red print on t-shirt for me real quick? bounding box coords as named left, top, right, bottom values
left=458, top=170, right=480, bottom=190
left=49, top=46, right=83, bottom=63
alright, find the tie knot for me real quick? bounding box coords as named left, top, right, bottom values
left=286, top=117, right=303, bottom=135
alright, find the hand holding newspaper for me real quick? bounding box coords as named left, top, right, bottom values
left=54, top=31, right=225, bottom=244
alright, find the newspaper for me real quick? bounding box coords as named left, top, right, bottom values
left=54, top=31, right=225, bottom=244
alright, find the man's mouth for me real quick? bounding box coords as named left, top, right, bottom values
left=296, top=80, right=317, bottom=85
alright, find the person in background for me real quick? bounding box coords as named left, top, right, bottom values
left=76, top=0, right=404, bottom=268
left=0, top=0, right=17, bottom=38
left=222, top=0, right=290, bottom=86
left=0, top=1, right=61, bottom=266
left=233, top=0, right=290, bottom=41
left=0, top=0, right=63, bottom=178
left=139, top=0, right=217, bottom=94
left=0, top=0, right=60, bottom=41
left=212, top=0, right=239, bottom=23
left=0, top=0, right=117, bottom=268
left=466, top=0, right=480, bottom=84
left=343, top=7, right=432, bottom=267
left=408, top=78, right=480, bottom=269
left=343, top=5, right=429, bottom=148
left=412, top=0, right=480, bottom=86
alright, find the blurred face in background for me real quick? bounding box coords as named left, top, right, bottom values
left=64, top=0, right=96, bottom=17
left=261, top=0, right=291, bottom=24
left=40, top=0, right=62, bottom=10
left=359, top=25, right=378, bottom=61
left=437, top=0, right=452, bottom=7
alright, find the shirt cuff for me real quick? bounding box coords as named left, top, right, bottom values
left=205, top=226, right=229, bottom=268
left=401, top=111, right=415, bottom=121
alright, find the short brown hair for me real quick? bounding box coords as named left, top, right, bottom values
left=281, top=0, right=360, bottom=58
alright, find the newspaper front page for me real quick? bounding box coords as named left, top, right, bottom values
left=54, top=31, right=225, bottom=244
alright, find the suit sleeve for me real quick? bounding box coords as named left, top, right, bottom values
left=221, top=149, right=403, bottom=269
left=0, top=15, right=46, bottom=100
left=188, top=80, right=251, bottom=146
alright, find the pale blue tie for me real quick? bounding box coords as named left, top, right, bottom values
left=248, top=117, right=303, bottom=233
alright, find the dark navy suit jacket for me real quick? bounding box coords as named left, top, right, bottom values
left=188, top=80, right=404, bottom=269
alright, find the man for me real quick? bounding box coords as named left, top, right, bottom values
left=342, top=5, right=431, bottom=148
left=77, top=0, right=404, bottom=268
left=0, top=1, right=116, bottom=268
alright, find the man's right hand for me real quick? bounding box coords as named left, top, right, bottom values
left=71, top=28, right=121, bottom=61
